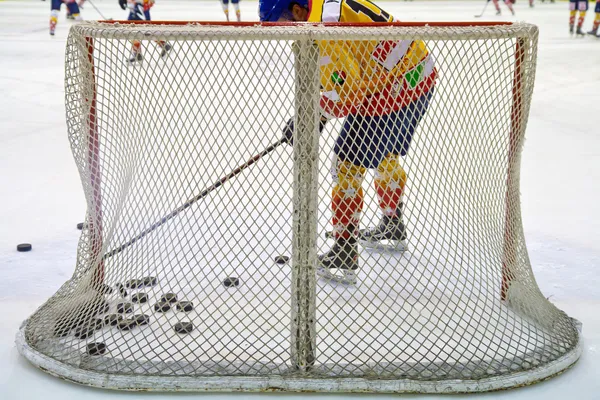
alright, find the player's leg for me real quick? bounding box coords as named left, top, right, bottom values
left=222, top=0, right=230, bottom=21
left=358, top=90, right=433, bottom=251
left=588, top=1, right=600, bottom=35
left=318, top=156, right=365, bottom=284
left=504, top=0, right=515, bottom=15
left=232, top=0, right=241, bottom=21
left=65, top=0, right=83, bottom=21
left=358, top=153, right=407, bottom=248
left=570, top=0, right=578, bottom=33
left=49, top=0, right=62, bottom=36
left=492, top=0, right=502, bottom=15
left=127, top=4, right=144, bottom=64
left=576, top=1, right=589, bottom=35
left=575, top=1, right=588, bottom=35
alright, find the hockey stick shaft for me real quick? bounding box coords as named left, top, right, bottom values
left=85, top=0, right=110, bottom=20
left=475, top=1, right=490, bottom=17
left=103, top=137, right=287, bottom=260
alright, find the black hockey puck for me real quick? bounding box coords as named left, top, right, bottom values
left=132, top=314, right=150, bottom=326
left=131, top=292, right=148, bottom=304
left=116, top=302, right=133, bottom=314
left=17, top=243, right=32, bottom=252
left=174, top=321, right=194, bottom=334
left=324, top=230, right=334, bottom=239
left=86, top=342, right=107, bottom=356
left=77, top=222, right=85, bottom=230
left=125, top=279, right=144, bottom=289
left=93, top=318, right=104, bottom=330
left=176, top=301, right=194, bottom=312
left=104, top=314, right=124, bottom=326
left=143, top=276, right=158, bottom=287
left=223, top=277, right=240, bottom=288
left=116, top=283, right=128, bottom=298
left=154, top=301, right=171, bottom=313
left=160, top=292, right=178, bottom=303
left=117, top=319, right=136, bottom=331
left=274, top=255, right=290, bottom=265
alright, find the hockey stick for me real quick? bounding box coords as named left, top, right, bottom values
left=102, top=137, right=287, bottom=260
left=474, top=0, right=490, bottom=17
left=84, top=0, right=113, bottom=21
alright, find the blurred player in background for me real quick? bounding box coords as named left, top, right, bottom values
left=587, top=0, right=600, bottom=36
left=222, top=0, right=242, bottom=21
left=259, top=0, right=435, bottom=284
left=50, top=0, right=84, bottom=36
left=120, top=0, right=173, bottom=64
left=569, top=0, right=588, bottom=36
left=492, top=0, right=515, bottom=15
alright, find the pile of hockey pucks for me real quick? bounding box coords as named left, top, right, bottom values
left=152, top=292, right=196, bottom=333
left=53, top=276, right=160, bottom=356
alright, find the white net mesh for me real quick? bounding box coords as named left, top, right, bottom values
left=17, top=21, right=581, bottom=393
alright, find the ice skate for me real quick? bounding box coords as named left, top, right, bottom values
left=358, top=207, right=408, bottom=252
left=587, top=28, right=598, bottom=36
left=160, top=43, right=172, bottom=58
left=317, top=237, right=359, bottom=285
left=569, top=24, right=575, bottom=35
left=129, top=51, right=143, bottom=65
left=576, top=26, right=585, bottom=36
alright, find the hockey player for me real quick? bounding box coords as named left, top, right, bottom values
left=222, top=0, right=242, bottom=22
left=260, top=0, right=436, bottom=284
left=569, top=0, right=588, bottom=36
left=491, top=0, right=515, bottom=16
left=120, top=0, right=172, bottom=64
left=587, top=0, right=600, bottom=36
left=50, top=0, right=83, bottom=36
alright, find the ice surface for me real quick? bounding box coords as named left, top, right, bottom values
left=1, top=0, right=599, bottom=398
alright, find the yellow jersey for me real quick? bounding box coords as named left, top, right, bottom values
left=307, top=0, right=436, bottom=117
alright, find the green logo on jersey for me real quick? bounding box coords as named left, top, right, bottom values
left=404, top=64, right=424, bottom=89
left=331, top=71, right=346, bottom=85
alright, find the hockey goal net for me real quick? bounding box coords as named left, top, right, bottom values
left=17, top=21, right=581, bottom=393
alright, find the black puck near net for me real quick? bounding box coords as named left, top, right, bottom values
left=154, top=301, right=171, bottom=313
left=174, top=321, right=194, bottom=334
left=274, top=255, right=289, bottom=264
left=176, top=301, right=194, bottom=312
left=160, top=292, right=178, bottom=303
left=223, top=277, right=239, bottom=288
left=131, top=292, right=148, bottom=304
left=77, top=222, right=85, bottom=230
left=104, top=314, right=124, bottom=326
left=86, top=342, right=107, bottom=356
left=117, top=302, right=133, bottom=314
left=17, top=243, right=32, bottom=252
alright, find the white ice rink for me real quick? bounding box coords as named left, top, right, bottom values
left=1, top=0, right=599, bottom=399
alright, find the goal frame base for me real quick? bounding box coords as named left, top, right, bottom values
left=16, top=321, right=582, bottom=394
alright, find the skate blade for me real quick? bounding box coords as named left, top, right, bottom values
left=359, top=238, right=408, bottom=252
left=316, top=267, right=357, bottom=285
